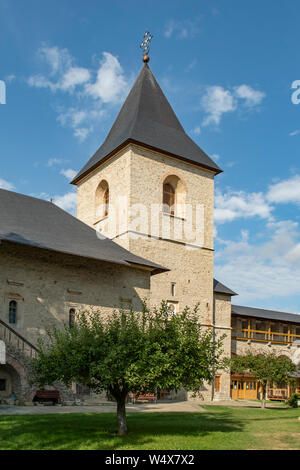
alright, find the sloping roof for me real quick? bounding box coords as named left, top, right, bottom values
left=72, top=63, right=222, bottom=183
left=232, top=305, right=300, bottom=325
left=214, top=278, right=237, bottom=296
left=0, top=188, right=167, bottom=272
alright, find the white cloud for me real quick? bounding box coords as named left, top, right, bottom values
left=192, top=125, right=201, bottom=135
left=28, top=45, right=128, bottom=140
left=57, top=108, right=88, bottom=128
left=212, top=153, right=220, bottom=161
left=215, top=189, right=273, bottom=224
left=52, top=191, right=77, bottom=215
left=60, top=67, right=91, bottom=92
left=38, top=45, right=72, bottom=74
left=60, top=168, right=77, bottom=180
left=202, top=84, right=265, bottom=126
left=28, top=45, right=90, bottom=93
left=73, top=127, right=91, bottom=142
left=56, top=106, right=105, bottom=141
left=0, top=178, right=15, bottom=190
left=202, top=86, right=237, bottom=126
left=84, top=52, right=128, bottom=104
left=185, top=59, right=197, bottom=72
left=289, top=129, right=300, bottom=136
left=47, top=158, right=64, bottom=167
left=5, top=74, right=16, bottom=83
left=267, top=175, right=300, bottom=205
left=215, top=220, right=300, bottom=304
left=28, top=74, right=56, bottom=91
left=164, top=19, right=200, bottom=39
left=234, top=84, right=265, bottom=107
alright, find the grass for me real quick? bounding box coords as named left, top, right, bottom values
left=0, top=406, right=299, bottom=450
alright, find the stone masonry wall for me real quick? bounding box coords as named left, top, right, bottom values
left=0, top=242, right=151, bottom=346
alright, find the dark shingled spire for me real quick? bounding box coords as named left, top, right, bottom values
left=72, top=63, right=222, bottom=184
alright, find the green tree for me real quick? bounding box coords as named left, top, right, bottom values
left=30, top=302, right=224, bottom=435
left=227, top=351, right=296, bottom=408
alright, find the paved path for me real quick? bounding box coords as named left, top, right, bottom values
left=0, top=401, right=205, bottom=415
left=201, top=399, right=288, bottom=409
left=0, top=399, right=288, bottom=415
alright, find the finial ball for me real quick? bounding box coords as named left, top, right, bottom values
left=143, top=54, right=150, bottom=63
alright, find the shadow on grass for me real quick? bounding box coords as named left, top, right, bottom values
left=0, top=410, right=244, bottom=450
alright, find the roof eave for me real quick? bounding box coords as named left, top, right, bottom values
left=0, top=238, right=167, bottom=274
left=71, top=139, right=223, bottom=185
left=214, top=290, right=238, bottom=297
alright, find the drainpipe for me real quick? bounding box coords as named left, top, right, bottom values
left=211, top=297, right=216, bottom=401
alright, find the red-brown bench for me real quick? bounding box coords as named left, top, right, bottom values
left=131, top=393, right=157, bottom=404
left=33, top=390, right=61, bottom=405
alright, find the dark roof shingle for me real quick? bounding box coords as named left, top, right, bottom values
left=72, top=64, right=222, bottom=183
left=0, top=188, right=167, bottom=272
left=232, top=304, right=300, bottom=324
left=214, top=278, right=237, bottom=296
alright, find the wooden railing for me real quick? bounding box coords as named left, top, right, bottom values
left=232, top=327, right=300, bottom=345
left=268, top=388, right=288, bottom=400
left=0, top=319, right=39, bottom=358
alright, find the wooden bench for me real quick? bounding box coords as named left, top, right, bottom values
left=131, top=393, right=157, bottom=404
left=33, top=390, right=61, bottom=405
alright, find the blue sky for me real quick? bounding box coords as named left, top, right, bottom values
left=1, top=0, right=300, bottom=312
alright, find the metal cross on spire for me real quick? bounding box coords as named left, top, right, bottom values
left=140, top=30, right=153, bottom=63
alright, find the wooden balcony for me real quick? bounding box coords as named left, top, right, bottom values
left=232, top=326, right=300, bottom=345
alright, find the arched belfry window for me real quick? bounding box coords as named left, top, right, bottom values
left=162, top=175, right=186, bottom=217
left=9, top=300, right=17, bottom=324
left=95, top=180, right=109, bottom=221
left=163, top=183, right=175, bottom=215
left=103, top=187, right=109, bottom=217
left=69, top=308, right=75, bottom=329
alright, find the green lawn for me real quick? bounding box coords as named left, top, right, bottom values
left=0, top=406, right=299, bottom=450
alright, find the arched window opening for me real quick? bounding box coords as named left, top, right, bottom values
left=9, top=301, right=17, bottom=324
left=69, top=308, right=75, bottom=329
left=163, top=183, right=175, bottom=215
left=162, top=175, right=186, bottom=217
left=103, top=187, right=109, bottom=217
left=95, top=180, right=109, bottom=221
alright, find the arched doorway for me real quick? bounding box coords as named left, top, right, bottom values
left=0, top=363, right=22, bottom=401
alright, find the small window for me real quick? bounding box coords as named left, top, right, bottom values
left=69, top=308, right=75, bottom=329
left=9, top=300, right=17, bottom=324
left=171, top=283, right=176, bottom=297
left=163, top=183, right=175, bottom=215
left=0, top=379, right=6, bottom=391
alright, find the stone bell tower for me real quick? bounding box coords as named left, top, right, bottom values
left=71, top=47, right=222, bottom=325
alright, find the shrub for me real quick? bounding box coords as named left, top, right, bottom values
left=287, top=393, right=299, bottom=408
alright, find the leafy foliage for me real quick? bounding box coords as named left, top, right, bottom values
left=30, top=301, right=225, bottom=433
left=287, top=393, right=299, bottom=408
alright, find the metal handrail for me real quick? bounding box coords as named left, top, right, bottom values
left=0, top=318, right=39, bottom=357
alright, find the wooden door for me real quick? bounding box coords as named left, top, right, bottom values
left=244, top=379, right=257, bottom=399
left=237, top=379, right=245, bottom=399
left=231, top=378, right=257, bottom=399
left=231, top=379, right=243, bottom=399
left=215, top=376, right=220, bottom=393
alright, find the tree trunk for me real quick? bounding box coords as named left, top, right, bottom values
left=117, top=398, right=128, bottom=435
left=261, top=384, right=267, bottom=409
